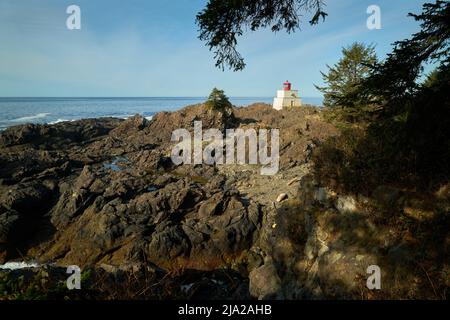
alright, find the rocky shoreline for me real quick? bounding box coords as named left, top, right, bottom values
left=0, top=103, right=448, bottom=300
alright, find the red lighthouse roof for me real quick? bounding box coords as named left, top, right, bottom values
left=283, top=80, right=291, bottom=91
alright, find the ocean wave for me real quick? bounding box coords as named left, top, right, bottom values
left=48, top=118, right=73, bottom=125
left=6, top=113, right=153, bottom=127
left=117, top=115, right=133, bottom=119
left=104, top=114, right=153, bottom=120
left=11, top=112, right=51, bottom=122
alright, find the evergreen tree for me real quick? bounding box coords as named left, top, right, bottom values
left=344, top=1, right=450, bottom=185
left=349, top=0, right=449, bottom=116
left=205, top=88, right=232, bottom=112
left=315, top=42, right=377, bottom=108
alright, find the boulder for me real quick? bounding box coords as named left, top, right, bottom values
left=335, top=195, right=357, bottom=214
left=276, top=193, right=288, bottom=203
left=109, top=115, right=149, bottom=138
left=249, top=263, right=282, bottom=299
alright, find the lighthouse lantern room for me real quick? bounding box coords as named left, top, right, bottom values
left=273, top=80, right=302, bottom=110
left=283, top=81, right=291, bottom=91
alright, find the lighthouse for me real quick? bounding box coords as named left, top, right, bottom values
left=273, top=81, right=302, bottom=110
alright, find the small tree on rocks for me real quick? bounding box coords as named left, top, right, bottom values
left=205, top=88, right=232, bottom=112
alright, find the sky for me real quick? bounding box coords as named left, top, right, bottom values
left=0, top=0, right=430, bottom=97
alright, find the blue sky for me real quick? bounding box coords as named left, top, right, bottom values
left=0, top=0, right=429, bottom=97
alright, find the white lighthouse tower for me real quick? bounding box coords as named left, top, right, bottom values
left=273, top=81, right=302, bottom=110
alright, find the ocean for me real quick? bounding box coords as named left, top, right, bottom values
left=0, top=97, right=323, bottom=131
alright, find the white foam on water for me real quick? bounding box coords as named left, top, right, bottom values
left=105, top=114, right=153, bottom=120
left=7, top=113, right=153, bottom=126
left=11, top=113, right=51, bottom=122
left=48, top=118, right=81, bottom=125
left=104, top=114, right=134, bottom=119
left=0, top=261, right=39, bottom=270
left=49, top=119, right=69, bottom=124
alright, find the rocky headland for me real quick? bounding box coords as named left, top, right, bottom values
left=0, top=103, right=448, bottom=300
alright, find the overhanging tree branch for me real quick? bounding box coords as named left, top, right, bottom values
left=196, top=0, right=327, bottom=71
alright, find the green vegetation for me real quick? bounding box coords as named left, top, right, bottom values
left=205, top=88, right=232, bottom=112
left=2, top=270, right=95, bottom=300
left=316, top=1, right=450, bottom=192
left=315, top=42, right=378, bottom=121
left=0, top=269, right=93, bottom=300
left=197, top=0, right=327, bottom=71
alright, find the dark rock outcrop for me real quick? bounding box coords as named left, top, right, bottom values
left=1, top=103, right=443, bottom=300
